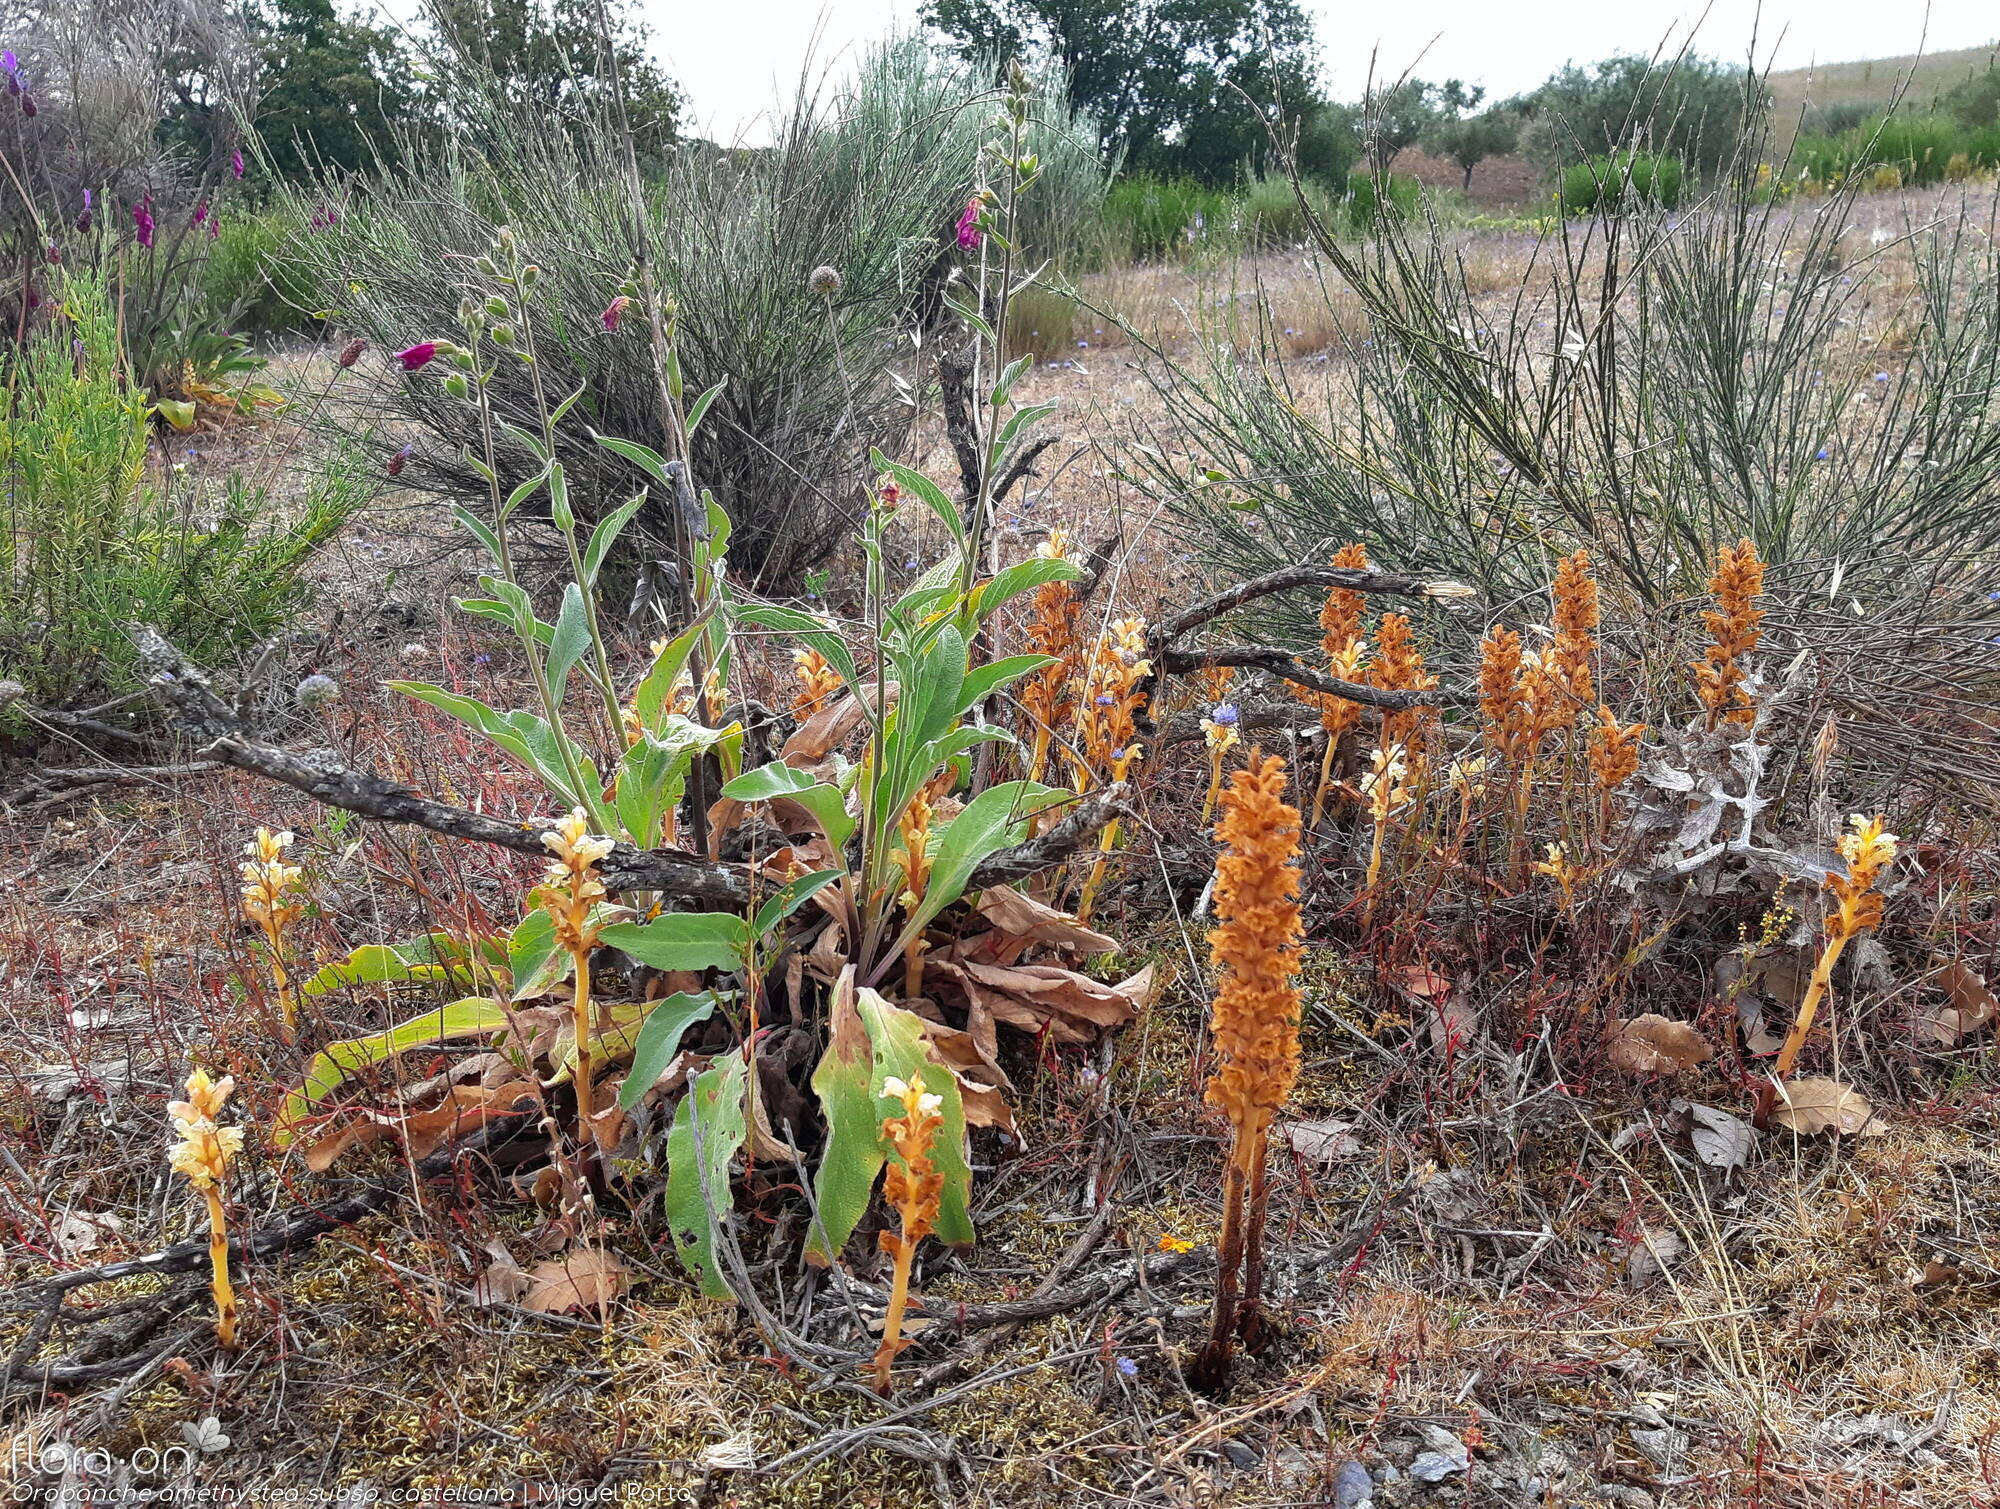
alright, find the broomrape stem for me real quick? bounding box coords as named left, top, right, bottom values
left=571, top=946, right=595, bottom=1138
left=204, top=1187, right=236, bottom=1349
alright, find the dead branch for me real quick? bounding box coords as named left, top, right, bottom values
left=1165, top=644, right=1475, bottom=710
left=128, top=628, right=1129, bottom=904
left=1142, top=561, right=1478, bottom=712
left=2, top=761, right=220, bottom=812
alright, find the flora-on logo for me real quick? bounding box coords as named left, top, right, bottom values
left=8, top=1437, right=203, bottom=1479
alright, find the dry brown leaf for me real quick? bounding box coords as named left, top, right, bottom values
left=973, top=888, right=1118, bottom=959
left=1686, top=1103, right=1756, bottom=1170
left=1607, top=1014, right=1713, bottom=1075
left=300, top=1082, right=539, bottom=1172
left=522, top=1248, right=628, bottom=1314
left=1282, top=1118, right=1363, bottom=1161
left=470, top=1239, right=534, bottom=1308
left=1918, top=960, right=2000, bottom=1046
left=782, top=684, right=894, bottom=763
left=1771, top=1077, right=1888, bottom=1137
left=916, top=1020, right=1019, bottom=1137
left=933, top=959, right=1155, bottom=1045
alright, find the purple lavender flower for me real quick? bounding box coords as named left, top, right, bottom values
left=1, top=50, right=16, bottom=73
left=75, top=188, right=92, bottom=233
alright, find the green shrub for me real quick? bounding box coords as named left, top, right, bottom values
left=278, top=41, right=1107, bottom=589
left=1791, top=114, right=2000, bottom=188
left=203, top=211, right=324, bottom=338
left=1342, top=173, right=1420, bottom=232
left=1238, top=174, right=1338, bottom=249
left=1101, top=176, right=1233, bottom=262
left=0, top=275, right=365, bottom=709
left=1559, top=153, right=1685, bottom=215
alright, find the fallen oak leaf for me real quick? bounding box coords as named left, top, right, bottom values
left=972, top=887, right=1118, bottom=959
left=1770, top=1077, right=1888, bottom=1137
left=523, top=1247, right=629, bottom=1314
left=1607, top=1014, right=1712, bottom=1074
left=1917, top=960, right=1999, bottom=1046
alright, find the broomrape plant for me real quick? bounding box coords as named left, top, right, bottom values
left=240, top=828, right=306, bottom=1040
left=1191, top=753, right=1305, bottom=1394
left=168, top=1070, right=245, bottom=1349
left=1772, top=813, right=1898, bottom=1080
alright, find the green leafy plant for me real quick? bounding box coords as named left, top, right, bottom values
left=0, top=274, right=363, bottom=711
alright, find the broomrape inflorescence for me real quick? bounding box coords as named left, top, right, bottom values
left=1587, top=706, right=1646, bottom=831
left=1548, top=549, right=1599, bottom=706
left=1073, top=616, right=1151, bottom=919
left=1359, top=744, right=1416, bottom=925
left=1305, top=543, right=1374, bottom=825
left=239, top=828, right=306, bottom=1039
left=1193, top=752, right=1304, bottom=1394
left=1773, top=813, right=1898, bottom=1079
left=538, top=809, right=616, bottom=1145
left=791, top=646, right=844, bottom=721
left=872, top=1073, right=945, bottom=1394
left=1694, top=538, right=1767, bottom=730
left=168, top=1069, right=246, bottom=1348
left=1200, top=702, right=1242, bottom=821
left=1368, top=610, right=1434, bottom=751
left=1020, top=529, right=1083, bottom=788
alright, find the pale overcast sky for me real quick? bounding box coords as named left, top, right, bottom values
left=640, top=0, right=1998, bottom=144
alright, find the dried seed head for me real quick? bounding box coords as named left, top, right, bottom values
left=808, top=265, right=843, bottom=295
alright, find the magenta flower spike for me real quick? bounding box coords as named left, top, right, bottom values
left=231, top=149, right=245, bottom=179
left=133, top=198, right=156, bottom=249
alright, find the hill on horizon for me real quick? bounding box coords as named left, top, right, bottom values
left=1763, top=41, right=2000, bottom=145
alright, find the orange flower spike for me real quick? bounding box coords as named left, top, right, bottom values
left=1205, top=754, right=1306, bottom=1140
left=790, top=646, right=843, bottom=720
left=1193, top=752, right=1305, bottom=1393
left=1319, top=542, right=1372, bottom=663
left=1549, top=549, right=1599, bottom=704
left=1021, top=530, right=1084, bottom=784
left=871, top=1073, right=945, bottom=1394
left=1693, top=538, right=1767, bottom=729
left=1588, top=706, right=1645, bottom=793
left=1477, top=626, right=1528, bottom=758
left=1369, top=611, right=1434, bottom=745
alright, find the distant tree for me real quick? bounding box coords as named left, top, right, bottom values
left=920, top=0, right=1332, bottom=184
left=425, top=0, right=681, bottom=147
left=1517, top=53, right=1764, bottom=176
left=1357, top=77, right=1454, bottom=177
left=1423, top=86, right=1522, bottom=191
left=246, top=0, right=419, bottom=178
left=1942, top=63, right=2000, bottom=129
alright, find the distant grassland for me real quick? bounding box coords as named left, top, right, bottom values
left=1765, top=42, right=2000, bottom=148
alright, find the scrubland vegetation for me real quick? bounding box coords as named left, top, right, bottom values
left=4, top=3, right=2000, bottom=1505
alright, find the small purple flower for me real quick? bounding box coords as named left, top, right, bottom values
left=19, top=92, right=34, bottom=117
left=207, top=214, right=220, bottom=241
left=1094, top=692, right=1114, bottom=707
left=1210, top=702, right=1239, bottom=727
left=192, top=200, right=210, bottom=228
left=1874, top=371, right=1889, bottom=383
left=600, top=295, right=630, bottom=332
left=132, top=198, right=155, bottom=249
left=76, top=188, right=92, bottom=233
left=387, top=444, right=414, bottom=476
left=1115, top=1357, right=1139, bottom=1378
left=955, top=196, right=983, bottom=251
left=1, top=50, right=17, bottom=73
left=231, top=149, right=245, bottom=179
left=395, top=342, right=438, bottom=372
left=1815, top=448, right=1830, bottom=461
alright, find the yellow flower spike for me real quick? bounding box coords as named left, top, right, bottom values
left=1021, top=530, right=1083, bottom=791
left=239, top=828, right=307, bottom=1040
left=790, top=646, right=843, bottom=721
left=872, top=1072, right=944, bottom=1395
left=168, top=1070, right=245, bottom=1348
left=539, top=808, right=615, bottom=1147
left=1773, top=813, right=1898, bottom=1080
